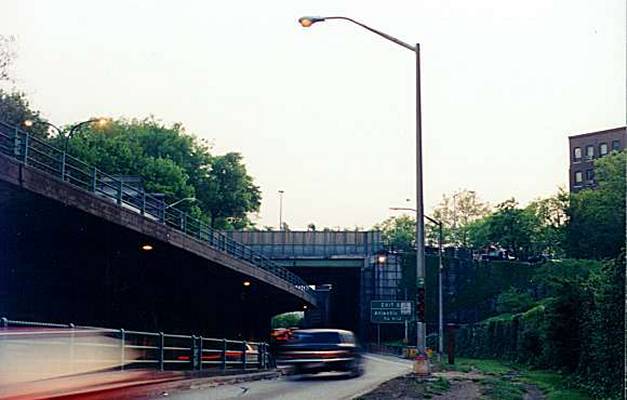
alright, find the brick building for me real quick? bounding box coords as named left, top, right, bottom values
left=568, top=127, right=626, bottom=192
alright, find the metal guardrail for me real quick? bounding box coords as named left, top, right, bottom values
left=0, top=317, right=270, bottom=372
left=222, top=230, right=384, bottom=258
left=0, top=120, right=313, bottom=300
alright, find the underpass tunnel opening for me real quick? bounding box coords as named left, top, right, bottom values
left=284, top=267, right=363, bottom=335
left=0, top=180, right=309, bottom=342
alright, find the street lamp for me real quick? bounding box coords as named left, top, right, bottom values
left=141, top=244, right=153, bottom=251
left=24, top=118, right=109, bottom=178
left=390, top=207, right=444, bottom=358
left=299, top=15, right=427, bottom=353
left=165, top=197, right=196, bottom=209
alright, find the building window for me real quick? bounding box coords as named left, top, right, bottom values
left=585, top=169, right=594, bottom=181
left=573, top=147, right=582, bottom=161
left=574, top=171, right=583, bottom=184
left=599, top=143, right=608, bottom=156
left=612, top=140, right=621, bottom=151
left=585, top=145, right=594, bottom=159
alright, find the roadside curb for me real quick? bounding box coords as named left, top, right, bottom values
left=2, top=369, right=280, bottom=400
left=94, top=370, right=281, bottom=399
left=186, top=370, right=281, bottom=390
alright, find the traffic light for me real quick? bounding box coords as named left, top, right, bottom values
left=417, top=287, right=426, bottom=322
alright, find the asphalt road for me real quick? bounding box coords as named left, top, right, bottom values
left=163, top=354, right=412, bottom=400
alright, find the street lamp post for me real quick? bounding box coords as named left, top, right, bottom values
left=24, top=118, right=109, bottom=179
left=390, top=207, right=444, bottom=357
left=278, top=190, right=284, bottom=230
left=299, top=15, right=427, bottom=353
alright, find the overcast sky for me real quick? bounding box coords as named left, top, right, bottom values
left=1, top=0, right=624, bottom=230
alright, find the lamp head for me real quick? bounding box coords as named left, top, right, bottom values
left=298, top=16, right=325, bottom=27
left=23, top=119, right=34, bottom=127
left=94, top=117, right=110, bottom=127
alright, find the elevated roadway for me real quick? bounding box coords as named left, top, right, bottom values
left=0, top=121, right=315, bottom=339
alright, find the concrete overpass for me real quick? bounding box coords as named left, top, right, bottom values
left=222, top=230, right=405, bottom=340
left=0, top=120, right=315, bottom=340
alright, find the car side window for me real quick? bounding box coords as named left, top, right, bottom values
left=341, top=332, right=355, bottom=344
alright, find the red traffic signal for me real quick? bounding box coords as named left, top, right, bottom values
left=417, top=287, right=426, bottom=322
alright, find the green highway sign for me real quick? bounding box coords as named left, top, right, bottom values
left=370, top=300, right=414, bottom=324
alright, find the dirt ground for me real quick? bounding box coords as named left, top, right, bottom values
left=356, top=373, right=484, bottom=400
left=357, top=369, right=544, bottom=400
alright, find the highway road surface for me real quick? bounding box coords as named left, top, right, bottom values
left=162, top=353, right=412, bottom=400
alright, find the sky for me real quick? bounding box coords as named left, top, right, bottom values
left=1, top=0, right=624, bottom=230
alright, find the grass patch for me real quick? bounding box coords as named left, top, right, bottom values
left=520, top=370, right=589, bottom=400
left=425, top=377, right=450, bottom=397
left=447, top=357, right=513, bottom=375
left=440, top=358, right=590, bottom=400
left=481, top=376, right=525, bottom=400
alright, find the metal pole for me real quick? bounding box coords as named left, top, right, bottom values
left=404, top=319, right=408, bottom=344
left=120, top=329, right=125, bottom=371
left=415, top=42, right=426, bottom=353
left=438, top=223, right=444, bottom=356
left=278, top=190, right=284, bottom=230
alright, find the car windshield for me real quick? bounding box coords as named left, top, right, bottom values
left=291, top=332, right=341, bottom=344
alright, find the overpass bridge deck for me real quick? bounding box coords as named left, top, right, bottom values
left=0, top=120, right=315, bottom=307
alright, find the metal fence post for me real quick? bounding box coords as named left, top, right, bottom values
left=23, top=132, right=29, bottom=165
left=117, top=180, right=123, bottom=205
left=91, top=168, right=97, bottom=192
left=60, top=152, right=66, bottom=181
left=262, top=343, right=267, bottom=369
left=242, top=341, right=247, bottom=370
left=158, top=332, right=165, bottom=371
left=120, top=328, right=125, bottom=371
left=191, top=335, right=198, bottom=370
left=68, top=323, right=75, bottom=372
left=221, top=339, right=227, bottom=370
left=141, top=192, right=146, bottom=215
left=198, top=336, right=204, bottom=371
left=12, top=127, right=19, bottom=158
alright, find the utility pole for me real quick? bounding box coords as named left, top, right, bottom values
left=278, top=190, right=284, bottom=230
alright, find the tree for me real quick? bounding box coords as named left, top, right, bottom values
left=565, top=151, right=626, bottom=259
left=430, top=190, right=490, bottom=246
left=203, top=152, right=261, bottom=228
left=465, top=198, right=537, bottom=259
left=524, top=190, right=568, bottom=257
left=373, top=215, right=415, bottom=251
left=0, top=90, right=49, bottom=138
left=66, top=117, right=262, bottom=227
left=0, top=35, right=15, bottom=82
left=271, top=312, right=303, bottom=328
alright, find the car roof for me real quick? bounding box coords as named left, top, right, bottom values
left=293, top=329, right=354, bottom=334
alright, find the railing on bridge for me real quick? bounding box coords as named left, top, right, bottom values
left=223, top=230, right=384, bottom=258
left=0, top=317, right=269, bottom=372
left=0, top=120, right=313, bottom=300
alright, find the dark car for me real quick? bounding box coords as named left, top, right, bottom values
left=277, top=329, right=363, bottom=377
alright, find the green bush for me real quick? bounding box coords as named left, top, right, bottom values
left=455, top=257, right=624, bottom=399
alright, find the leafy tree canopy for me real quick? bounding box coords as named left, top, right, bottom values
left=565, top=151, right=626, bottom=259
left=373, top=214, right=416, bottom=251
left=64, top=117, right=261, bottom=228
left=0, top=90, right=49, bottom=138
left=271, top=312, right=303, bottom=329
left=431, top=190, right=491, bottom=246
